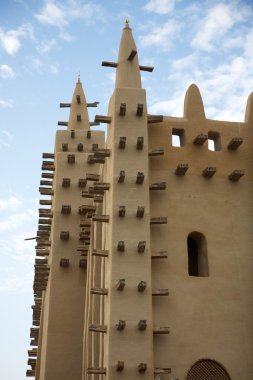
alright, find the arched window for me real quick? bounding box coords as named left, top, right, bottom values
left=185, top=358, right=232, bottom=380
left=187, top=232, right=209, bottom=277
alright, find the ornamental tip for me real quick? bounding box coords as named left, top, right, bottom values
left=124, top=18, right=130, bottom=28
left=77, top=72, right=81, bottom=83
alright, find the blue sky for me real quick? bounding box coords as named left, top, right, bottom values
left=0, top=0, right=253, bottom=378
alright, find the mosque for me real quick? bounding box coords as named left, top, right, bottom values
left=26, top=21, right=253, bottom=380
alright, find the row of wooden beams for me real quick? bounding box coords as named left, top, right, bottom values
left=87, top=367, right=171, bottom=375
left=88, top=323, right=170, bottom=334
left=102, top=61, right=154, bottom=72
left=60, top=101, right=99, bottom=108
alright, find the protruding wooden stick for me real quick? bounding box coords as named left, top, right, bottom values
left=128, top=49, right=137, bottom=60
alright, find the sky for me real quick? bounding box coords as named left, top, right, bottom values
left=0, top=0, right=253, bottom=378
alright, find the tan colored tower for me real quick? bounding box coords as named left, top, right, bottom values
left=26, top=22, right=253, bottom=380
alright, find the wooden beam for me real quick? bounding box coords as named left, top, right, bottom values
left=149, top=147, right=164, bottom=156
left=119, top=136, right=126, bottom=149
left=92, top=249, right=109, bottom=258
left=58, top=121, right=68, bottom=126
left=154, top=368, right=171, bottom=375
left=89, top=324, right=107, bottom=333
left=227, top=137, right=243, bottom=150
left=87, top=368, right=106, bottom=375
left=87, top=101, right=99, bottom=107
left=128, top=49, right=137, bottom=60
left=151, top=251, right=168, bottom=259
left=193, top=133, right=208, bottom=145
left=147, top=114, right=163, bottom=123
left=228, top=170, right=244, bottom=181
left=175, top=164, right=188, bottom=176
left=91, top=287, right=108, bottom=295
left=202, top=167, right=216, bottom=178
left=150, top=182, right=166, bottom=190
left=102, top=61, right=118, bottom=68
left=119, top=102, right=126, bottom=116
left=152, top=289, right=169, bottom=296
left=95, top=115, right=112, bottom=124
left=139, top=65, right=154, bottom=72
left=138, top=281, right=147, bottom=291
left=136, top=136, right=144, bottom=150
left=118, top=170, right=125, bottom=183
left=60, top=103, right=71, bottom=108
left=138, top=241, right=146, bottom=253
left=42, top=153, right=54, bottom=159
left=153, top=326, right=170, bottom=334
left=150, top=217, right=167, bottom=225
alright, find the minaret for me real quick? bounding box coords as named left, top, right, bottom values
left=30, top=76, right=105, bottom=380
left=86, top=20, right=155, bottom=379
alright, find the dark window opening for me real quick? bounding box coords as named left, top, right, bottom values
left=187, top=232, right=209, bottom=277
left=172, top=128, right=185, bottom=147
left=208, top=131, right=221, bottom=151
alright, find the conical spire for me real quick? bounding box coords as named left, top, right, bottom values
left=68, top=74, right=90, bottom=130
left=115, top=20, right=142, bottom=89
left=184, top=84, right=206, bottom=121
left=244, top=92, right=253, bottom=123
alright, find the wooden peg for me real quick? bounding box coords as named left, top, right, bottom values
left=119, top=205, right=126, bottom=217
left=175, top=164, right=188, bottom=176
left=138, top=241, right=146, bottom=253
left=117, top=241, right=125, bottom=252
left=136, top=172, right=144, bottom=184
left=128, top=49, right=137, bottom=60
left=138, top=281, right=147, bottom=291
left=228, top=170, right=244, bottom=181
left=119, top=103, right=126, bottom=116
left=202, top=167, right=216, bottom=178
left=138, top=363, right=147, bottom=372
left=116, top=320, right=126, bottom=330
left=67, top=154, right=75, bottom=164
left=136, top=104, right=143, bottom=116
left=62, top=143, right=68, bottom=151
left=117, top=361, right=124, bottom=371
left=193, top=133, right=208, bottom=145
left=227, top=137, right=243, bottom=150
left=118, top=170, right=125, bottom=183
left=136, top=206, right=144, bottom=218
left=61, top=205, right=71, bottom=214
left=119, top=136, right=126, bottom=149
left=60, top=231, right=69, bottom=240
left=138, top=320, right=147, bottom=330
left=136, top=136, right=144, bottom=150
left=62, top=178, right=71, bottom=187
left=60, top=258, right=69, bottom=267
left=117, top=279, right=125, bottom=290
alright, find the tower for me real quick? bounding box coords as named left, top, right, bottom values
left=26, top=22, right=253, bottom=380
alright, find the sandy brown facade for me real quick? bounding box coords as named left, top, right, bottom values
left=26, top=22, right=253, bottom=380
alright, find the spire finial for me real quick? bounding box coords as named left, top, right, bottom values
left=125, top=18, right=130, bottom=28
left=77, top=72, right=81, bottom=83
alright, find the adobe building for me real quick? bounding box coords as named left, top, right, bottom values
left=26, top=21, right=253, bottom=380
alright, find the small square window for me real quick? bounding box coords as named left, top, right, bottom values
left=208, top=131, right=221, bottom=151
left=172, top=128, right=185, bottom=147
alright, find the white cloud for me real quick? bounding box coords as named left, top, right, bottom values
left=35, top=1, right=68, bottom=28
left=0, top=99, right=13, bottom=108
left=35, top=0, right=105, bottom=29
left=30, top=58, right=59, bottom=75
left=37, top=38, right=57, bottom=54
left=0, top=127, right=13, bottom=147
left=0, top=64, right=15, bottom=79
left=0, top=209, right=36, bottom=232
left=191, top=3, right=251, bottom=51
left=0, top=196, right=21, bottom=210
left=139, top=20, right=180, bottom=50
left=0, top=271, right=33, bottom=293
left=149, top=93, right=184, bottom=117
left=0, top=23, right=34, bottom=55
left=144, top=0, right=176, bottom=14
